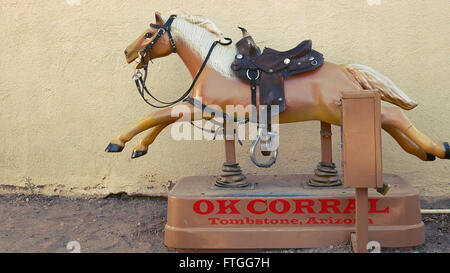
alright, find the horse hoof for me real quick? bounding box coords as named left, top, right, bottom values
left=105, top=143, right=124, bottom=153
left=425, top=153, right=436, bottom=161
left=131, top=150, right=147, bottom=159
left=444, top=142, right=450, bottom=159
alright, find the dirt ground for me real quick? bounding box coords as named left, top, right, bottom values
left=0, top=193, right=448, bottom=253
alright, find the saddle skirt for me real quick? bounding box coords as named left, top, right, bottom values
left=231, top=30, right=324, bottom=114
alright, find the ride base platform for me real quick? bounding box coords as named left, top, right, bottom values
left=164, top=174, right=424, bottom=250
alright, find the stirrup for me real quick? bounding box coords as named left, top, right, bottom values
left=250, top=128, right=279, bottom=168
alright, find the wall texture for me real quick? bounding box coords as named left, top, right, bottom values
left=0, top=0, right=449, bottom=197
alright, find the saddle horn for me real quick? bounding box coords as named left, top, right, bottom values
left=235, top=26, right=260, bottom=57
left=238, top=26, right=250, bottom=38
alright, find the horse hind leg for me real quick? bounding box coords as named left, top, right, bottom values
left=382, top=124, right=434, bottom=161
left=405, top=126, right=450, bottom=160
left=445, top=142, right=450, bottom=159
left=382, top=106, right=449, bottom=160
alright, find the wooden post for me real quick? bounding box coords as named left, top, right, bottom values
left=353, top=188, right=369, bottom=253
left=342, top=91, right=382, bottom=253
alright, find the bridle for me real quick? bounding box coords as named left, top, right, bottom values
left=133, top=15, right=232, bottom=109
left=133, top=15, right=178, bottom=108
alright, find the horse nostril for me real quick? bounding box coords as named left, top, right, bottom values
left=124, top=50, right=128, bottom=57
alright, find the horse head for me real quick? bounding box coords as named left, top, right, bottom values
left=124, top=12, right=177, bottom=69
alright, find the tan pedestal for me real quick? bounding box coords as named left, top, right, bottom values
left=165, top=174, right=424, bottom=250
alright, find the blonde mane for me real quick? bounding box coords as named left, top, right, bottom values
left=162, top=9, right=237, bottom=79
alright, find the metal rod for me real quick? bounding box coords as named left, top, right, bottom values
left=320, top=121, right=333, bottom=163
left=420, top=209, right=450, bottom=214
left=224, top=120, right=236, bottom=164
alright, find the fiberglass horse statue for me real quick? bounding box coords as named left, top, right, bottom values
left=105, top=10, right=450, bottom=172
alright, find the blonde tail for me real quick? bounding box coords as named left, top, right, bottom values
left=344, top=64, right=418, bottom=110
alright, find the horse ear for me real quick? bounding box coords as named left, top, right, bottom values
left=155, top=11, right=164, bottom=24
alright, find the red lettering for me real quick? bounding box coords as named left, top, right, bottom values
left=229, top=218, right=244, bottom=224
left=293, top=199, right=315, bottom=214
left=247, top=199, right=268, bottom=214
left=306, top=217, right=319, bottom=224
left=216, top=200, right=240, bottom=214
left=319, top=199, right=341, bottom=213
left=208, top=217, right=219, bottom=224
left=193, top=200, right=214, bottom=215
left=342, top=199, right=356, bottom=213
left=269, top=199, right=291, bottom=214
left=369, top=199, right=389, bottom=213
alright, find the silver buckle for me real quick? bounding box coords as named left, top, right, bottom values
left=246, top=69, right=260, bottom=81
left=132, top=70, right=143, bottom=80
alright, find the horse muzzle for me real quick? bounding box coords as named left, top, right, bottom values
left=125, top=35, right=143, bottom=64
left=124, top=48, right=139, bottom=64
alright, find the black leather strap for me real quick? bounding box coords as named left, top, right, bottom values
left=184, top=97, right=248, bottom=144
left=135, top=38, right=232, bottom=108
left=250, top=83, right=257, bottom=123
left=150, top=16, right=177, bottom=53
left=184, top=97, right=249, bottom=124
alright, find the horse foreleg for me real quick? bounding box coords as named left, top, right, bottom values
left=105, top=102, right=197, bottom=153
left=130, top=121, right=173, bottom=159
left=381, top=106, right=448, bottom=160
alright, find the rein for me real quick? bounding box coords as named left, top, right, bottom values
left=133, top=15, right=232, bottom=108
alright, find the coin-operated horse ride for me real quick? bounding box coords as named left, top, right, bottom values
left=106, top=10, right=450, bottom=251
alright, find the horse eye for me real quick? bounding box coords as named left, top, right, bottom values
left=145, top=33, right=153, bottom=39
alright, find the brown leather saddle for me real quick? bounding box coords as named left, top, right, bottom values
left=231, top=27, right=324, bottom=115
left=230, top=27, right=324, bottom=167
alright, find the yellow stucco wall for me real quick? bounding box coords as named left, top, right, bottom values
left=0, top=0, right=449, bottom=197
